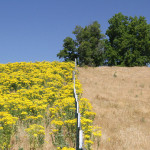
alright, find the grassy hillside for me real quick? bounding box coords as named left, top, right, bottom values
left=0, top=62, right=101, bottom=150
left=78, top=66, right=150, bottom=150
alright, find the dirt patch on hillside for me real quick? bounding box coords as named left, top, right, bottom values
left=78, top=66, right=150, bottom=150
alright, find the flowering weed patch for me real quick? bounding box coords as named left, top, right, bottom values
left=0, top=61, right=101, bottom=149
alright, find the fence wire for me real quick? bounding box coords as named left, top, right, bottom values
left=73, top=59, right=85, bottom=150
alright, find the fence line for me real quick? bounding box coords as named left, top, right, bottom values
left=73, top=59, right=85, bottom=150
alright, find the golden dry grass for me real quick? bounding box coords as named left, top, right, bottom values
left=77, top=66, right=150, bottom=150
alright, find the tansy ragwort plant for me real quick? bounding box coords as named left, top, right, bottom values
left=0, top=112, right=18, bottom=149
left=0, top=61, right=101, bottom=149
left=25, top=124, right=45, bottom=149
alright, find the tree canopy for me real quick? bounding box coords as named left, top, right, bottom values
left=57, top=13, right=150, bottom=67
left=57, top=21, right=105, bottom=66
left=105, top=13, right=150, bottom=66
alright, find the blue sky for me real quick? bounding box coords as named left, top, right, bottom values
left=0, top=0, right=150, bottom=63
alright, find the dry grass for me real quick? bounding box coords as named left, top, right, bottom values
left=77, top=66, right=150, bottom=150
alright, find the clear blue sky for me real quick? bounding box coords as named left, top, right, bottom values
left=0, top=0, right=150, bottom=63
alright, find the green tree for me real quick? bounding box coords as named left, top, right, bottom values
left=105, top=13, right=150, bottom=66
left=57, top=21, right=105, bottom=66
left=57, top=37, right=77, bottom=62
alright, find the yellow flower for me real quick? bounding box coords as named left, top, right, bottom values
left=33, top=134, right=37, bottom=137
left=84, top=134, right=90, bottom=139
left=51, top=120, right=64, bottom=126
left=93, top=131, right=102, bottom=137
left=64, top=119, right=76, bottom=125
left=21, top=111, right=28, bottom=115
left=85, top=140, right=94, bottom=144
left=52, top=129, right=59, bottom=133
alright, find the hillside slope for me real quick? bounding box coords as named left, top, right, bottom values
left=0, top=62, right=101, bottom=150
left=78, top=66, right=150, bottom=150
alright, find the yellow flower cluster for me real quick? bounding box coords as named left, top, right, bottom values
left=0, top=61, right=75, bottom=149
left=25, top=124, right=45, bottom=148
left=64, top=118, right=76, bottom=125
left=51, top=120, right=64, bottom=126
left=25, top=124, right=45, bottom=135
left=0, top=61, right=101, bottom=149
left=78, top=97, right=102, bottom=149
left=0, top=112, right=18, bottom=125
left=0, top=112, right=18, bottom=149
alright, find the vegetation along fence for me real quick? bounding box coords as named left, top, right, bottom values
left=73, top=59, right=85, bottom=150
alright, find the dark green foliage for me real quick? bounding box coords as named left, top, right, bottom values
left=105, top=13, right=150, bottom=66
left=57, top=21, right=105, bottom=66
left=57, top=13, right=150, bottom=67
left=57, top=37, right=77, bottom=62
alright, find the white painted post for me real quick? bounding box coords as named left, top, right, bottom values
left=79, top=130, right=83, bottom=149
left=78, top=113, right=80, bottom=128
